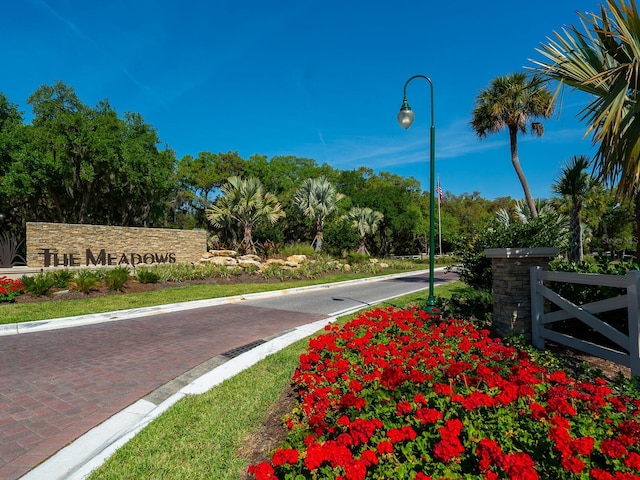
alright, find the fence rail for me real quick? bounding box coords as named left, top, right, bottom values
left=530, top=267, right=640, bottom=376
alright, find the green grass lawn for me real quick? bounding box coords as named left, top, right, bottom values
left=88, top=280, right=463, bottom=480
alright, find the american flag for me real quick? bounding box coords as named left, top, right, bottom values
left=436, top=179, right=443, bottom=204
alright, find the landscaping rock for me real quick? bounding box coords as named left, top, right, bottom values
left=286, top=254, right=307, bottom=265
left=211, top=249, right=238, bottom=257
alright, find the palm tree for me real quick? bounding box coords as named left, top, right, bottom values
left=552, top=156, right=591, bottom=262
left=206, top=176, right=285, bottom=254
left=344, top=207, right=384, bottom=255
left=294, top=176, right=345, bottom=252
left=531, top=0, right=640, bottom=258
left=471, top=73, right=555, bottom=218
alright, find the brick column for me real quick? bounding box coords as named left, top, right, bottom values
left=484, top=248, right=558, bottom=340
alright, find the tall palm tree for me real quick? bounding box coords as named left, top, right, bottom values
left=294, top=176, right=345, bottom=252
left=552, top=156, right=591, bottom=262
left=344, top=207, right=384, bottom=255
left=206, top=176, right=285, bottom=254
left=471, top=73, right=555, bottom=218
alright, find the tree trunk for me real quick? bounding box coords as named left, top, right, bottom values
left=358, top=236, right=368, bottom=255
left=314, top=219, right=324, bottom=252
left=635, top=191, right=640, bottom=261
left=509, top=126, right=538, bottom=218
left=242, top=224, right=255, bottom=255
left=568, top=205, right=583, bottom=262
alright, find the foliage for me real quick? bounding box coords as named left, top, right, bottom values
left=2, top=81, right=176, bottom=227
left=453, top=208, right=568, bottom=292
left=532, top=0, right=640, bottom=199
left=50, top=269, right=74, bottom=288
left=343, top=207, right=384, bottom=255
left=552, top=155, right=591, bottom=262
left=174, top=151, right=246, bottom=227
left=279, top=243, right=316, bottom=258
left=102, top=266, right=130, bottom=291
left=531, top=0, right=640, bottom=259
left=71, top=270, right=101, bottom=294
left=250, top=308, right=640, bottom=480
left=0, top=276, right=23, bottom=302
left=581, top=185, right=636, bottom=258
left=437, top=286, right=493, bottom=328
left=333, top=169, right=426, bottom=256
left=0, top=76, right=529, bottom=257
left=471, top=72, right=554, bottom=219
left=135, top=267, right=161, bottom=284
left=206, top=176, right=285, bottom=254
left=294, top=176, right=345, bottom=252
left=324, top=217, right=361, bottom=256
left=21, top=272, right=56, bottom=297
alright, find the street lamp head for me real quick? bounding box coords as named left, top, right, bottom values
left=397, top=98, right=415, bottom=129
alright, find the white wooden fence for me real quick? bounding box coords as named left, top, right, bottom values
left=530, top=266, right=640, bottom=376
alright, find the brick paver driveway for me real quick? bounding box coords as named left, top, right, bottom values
left=0, top=304, right=326, bottom=480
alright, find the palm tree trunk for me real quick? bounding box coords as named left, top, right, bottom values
left=509, top=127, right=538, bottom=218
left=242, top=224, right=255, bottom=255
left=314, top=219, right=324, bottom=252
left=358, top=236, right=368, bottom=255
left=569, top=206, right=583, bottom=262
left=635, top=191, right=640, bottom=261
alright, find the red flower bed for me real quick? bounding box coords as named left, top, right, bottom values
left=0, top=276, right=24, bottom=303
left=249, top=307, right=640, bottom=479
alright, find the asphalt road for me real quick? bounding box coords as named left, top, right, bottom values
left=238, top=269, right=459, bottom=315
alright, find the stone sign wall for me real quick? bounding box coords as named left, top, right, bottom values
left=26, top=222, right=207, bottom=269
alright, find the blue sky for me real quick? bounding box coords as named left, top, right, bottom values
left=3, top=0, right=604, bottom=200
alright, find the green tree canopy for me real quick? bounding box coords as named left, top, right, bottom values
left=2, top=81, right=175, bottom=227
left=294, top=176, right=345, bottom=252
left=343, top=207, right=384, bottom=255
left=552, top=155, right=591, bottom=261
left=206, top=176, right=285, bottom=254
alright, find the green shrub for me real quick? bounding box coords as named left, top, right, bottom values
left=452, top=211, right=568, bottom=292
left=438, top=286, right=493, bottom=329
left=21, top=272, right=56, bottom=297
left=50, top=269, right=74, bottom=288
left=71, top=270, right=100, bottom=294
left=102, top=266, right=130, bottom=291
left=135, top=267, right=161, bottom=284
left=345, top=251, right=369, bottom=265
left=242, top=264, right=260, bottom=275
left=280, top=243, right=316, bottom=258
left=261, top=262, right=282, bottom=280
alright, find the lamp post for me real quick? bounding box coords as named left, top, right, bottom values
left=398, top=75, right=437, bottom=312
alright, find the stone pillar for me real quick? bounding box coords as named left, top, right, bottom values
left=484, top=248, right=558, bottom=340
